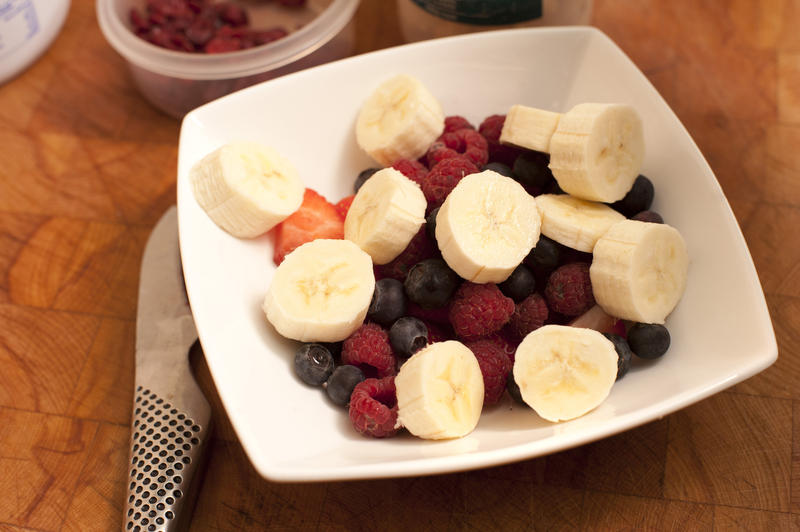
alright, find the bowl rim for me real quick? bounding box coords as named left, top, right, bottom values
left=96, top=0, right=360, bottom=80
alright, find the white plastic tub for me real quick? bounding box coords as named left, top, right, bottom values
left=96, top=0, right=359, bottom=118
left=0, top=0, right=71, bottom=85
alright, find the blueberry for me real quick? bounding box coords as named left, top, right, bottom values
left=506, top=375, right=527, bottom=406
left=404, top=258, right=460, bottom=308
left=354, top=167, right=381, bottom=193
left=483, top=162, right=513, bottom=177
left=389, top=317, right=428, bottom=359
left=320, top=341, right=342, bottom=360
left=498, top=264, right=536, bottom=303
left=631, top=210, right=664, bottom=224
left=426, top=207, right=440, bottom=243
left=602, top=333, right=633, bottom=380
left=367, top=278, right=406, bottom=326
left=524, top=236, right=561, bottom=273
left=294, top=343, right=335, bottom=386
left=627, top=323, right=670, bottom=359
left=512, top=151, right=555, bottom=190
left=545, top=179, right=565, bottom=195
left=325, top=365, right=365, bottom=406
left=612, top=175, right=655, bottom=217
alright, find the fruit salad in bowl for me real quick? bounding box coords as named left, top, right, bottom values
left=187, top=70, right=689, bottom=441
left=176, top=27, right=775, bottom=481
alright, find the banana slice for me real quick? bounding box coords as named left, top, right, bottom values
left=356, top=74, right=445, bottom=166
left=263, top=239, right=375, bottom=342
left=499, top=103, right=644, bottom=203
left=435, top=170, right=541, bottom=283
left=590, top=219, right=689, bottom=324
left=395, top=341, right=484, bottom=440
left=499, top=104, right=562, bottom=153
left=513, top=325, right=618, bottom=422
left=190, top=142, right=304, bottom=238
left=536, top=193, right=625, bottom=252
left=344, top=167, right=427, bottom=265
left=548, top=103, right=645, bottom=203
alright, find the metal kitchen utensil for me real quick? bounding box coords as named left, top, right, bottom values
left=124, top=206, right=211, bottom=532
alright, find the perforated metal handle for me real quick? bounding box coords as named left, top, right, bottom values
left=124, top=386, right=210, bottom=532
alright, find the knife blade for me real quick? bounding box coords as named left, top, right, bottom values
left=125, top=206, right=211, bottom=532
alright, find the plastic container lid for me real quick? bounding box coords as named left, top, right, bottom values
left=96, top=0, right=360, bottom=81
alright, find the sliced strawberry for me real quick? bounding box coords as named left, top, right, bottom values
left=273, top=188, right=344, bottom=265
left=335, top=194, right=355, bottom=221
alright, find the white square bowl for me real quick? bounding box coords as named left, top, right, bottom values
left=176, top=26, right=777, bottom=482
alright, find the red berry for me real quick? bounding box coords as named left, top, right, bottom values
left=406, top=300, right=452, bottom=325
left=479, top=114, right=522, bottom=166
left=484, top=327, right=519, bottom=362
left=349, top=377, right=399, bottom=438
left=422, top=157, right=479, bottom=208
left=278, top=0, right=307, bottom=6
left=342, top=323, right=397, bottom=378
left=334, top=195, right=355, bottom=221
left=443, top=115, right=475, bottom=133
left=424, top=320, right=454, bottom=343
left=391, top=158, right=428, bottom=187
left=216, top=2, right=248, bottom=26
left=376, top=226, right=438, bottom=281
left=466, top=339, right=512, bottom=405
left=510, top=293, right=549, bottom=338
left=544, top=262, right=595, bottom=317
left=426, top=129, right=488, bottom=168
left=204, top=36, right=242, bottom=53
left=449, top=282, right=515, bottom=341
left=273, top=188, right=344, bottom=265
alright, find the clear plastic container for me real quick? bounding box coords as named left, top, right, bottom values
left=397, top=0, right=592, bottom=43
left=96, top=0, right=359, bottom=118
left=0, top=0, right=71, bottom=85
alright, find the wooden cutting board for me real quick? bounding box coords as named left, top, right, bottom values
left=1, top=1, right=799, bottom=530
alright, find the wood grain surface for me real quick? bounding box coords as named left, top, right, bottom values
left=0, top=1, right=798, bottom=530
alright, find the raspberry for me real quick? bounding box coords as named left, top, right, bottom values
left=422, top=157, right=479, bottom=208
left=377, top=226, right=438, bottom=281
left=342, top=323, right=397, bottom=378
left=392, top=158, right=428, bottom=187
left=510, top=292, right=549, bottom=338
left=443, top=115, right=475, bottom=133
left=426, top=129, right=489, bottom=168
left=406, top=300, right=452, bottom=325
left=479, top=114, right=522, bottom=166
left=424, top=320, right=454, bottom=343
left=545, top=262, right=595, bottom=317
left=466, top=339, right=512, bottom=405
left=449, top=282, right=515, bottom=340
left=348, top=377, right=399, bottom=438
left=484, top=327, right=520, bottom=362
left=334, top=194, right=355, bottom=220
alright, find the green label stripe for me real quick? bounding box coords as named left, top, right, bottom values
left=411, top=0, right=543, bottom=25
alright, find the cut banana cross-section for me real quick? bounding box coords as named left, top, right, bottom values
left=499, top=103, right=645, bottom=203
left=395, top=341, right=484, bottom=440
left=590, top=219, right=689, bottom=324
left=436, top=170, right=541, bottom=283
left=190, top=142, right=305, bottom=238
left=356, top=74, right=445, bottom=166
left=513, top=325, right=618, bottom=422
left=263, top=239, right=375, bottom=342
left=344, top=167, right=427, bottom=265
left=536, top=193, right=625, bottom=253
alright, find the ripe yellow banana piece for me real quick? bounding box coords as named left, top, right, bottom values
left=500, top=103, right=645, bottom=203
left=395, top=341, right=484, bottom=440
left=189, top=142, right=305, bottom=238
left=263, top=239, right=375, bottom=342
left=356, top=74, right=445, bottom=166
